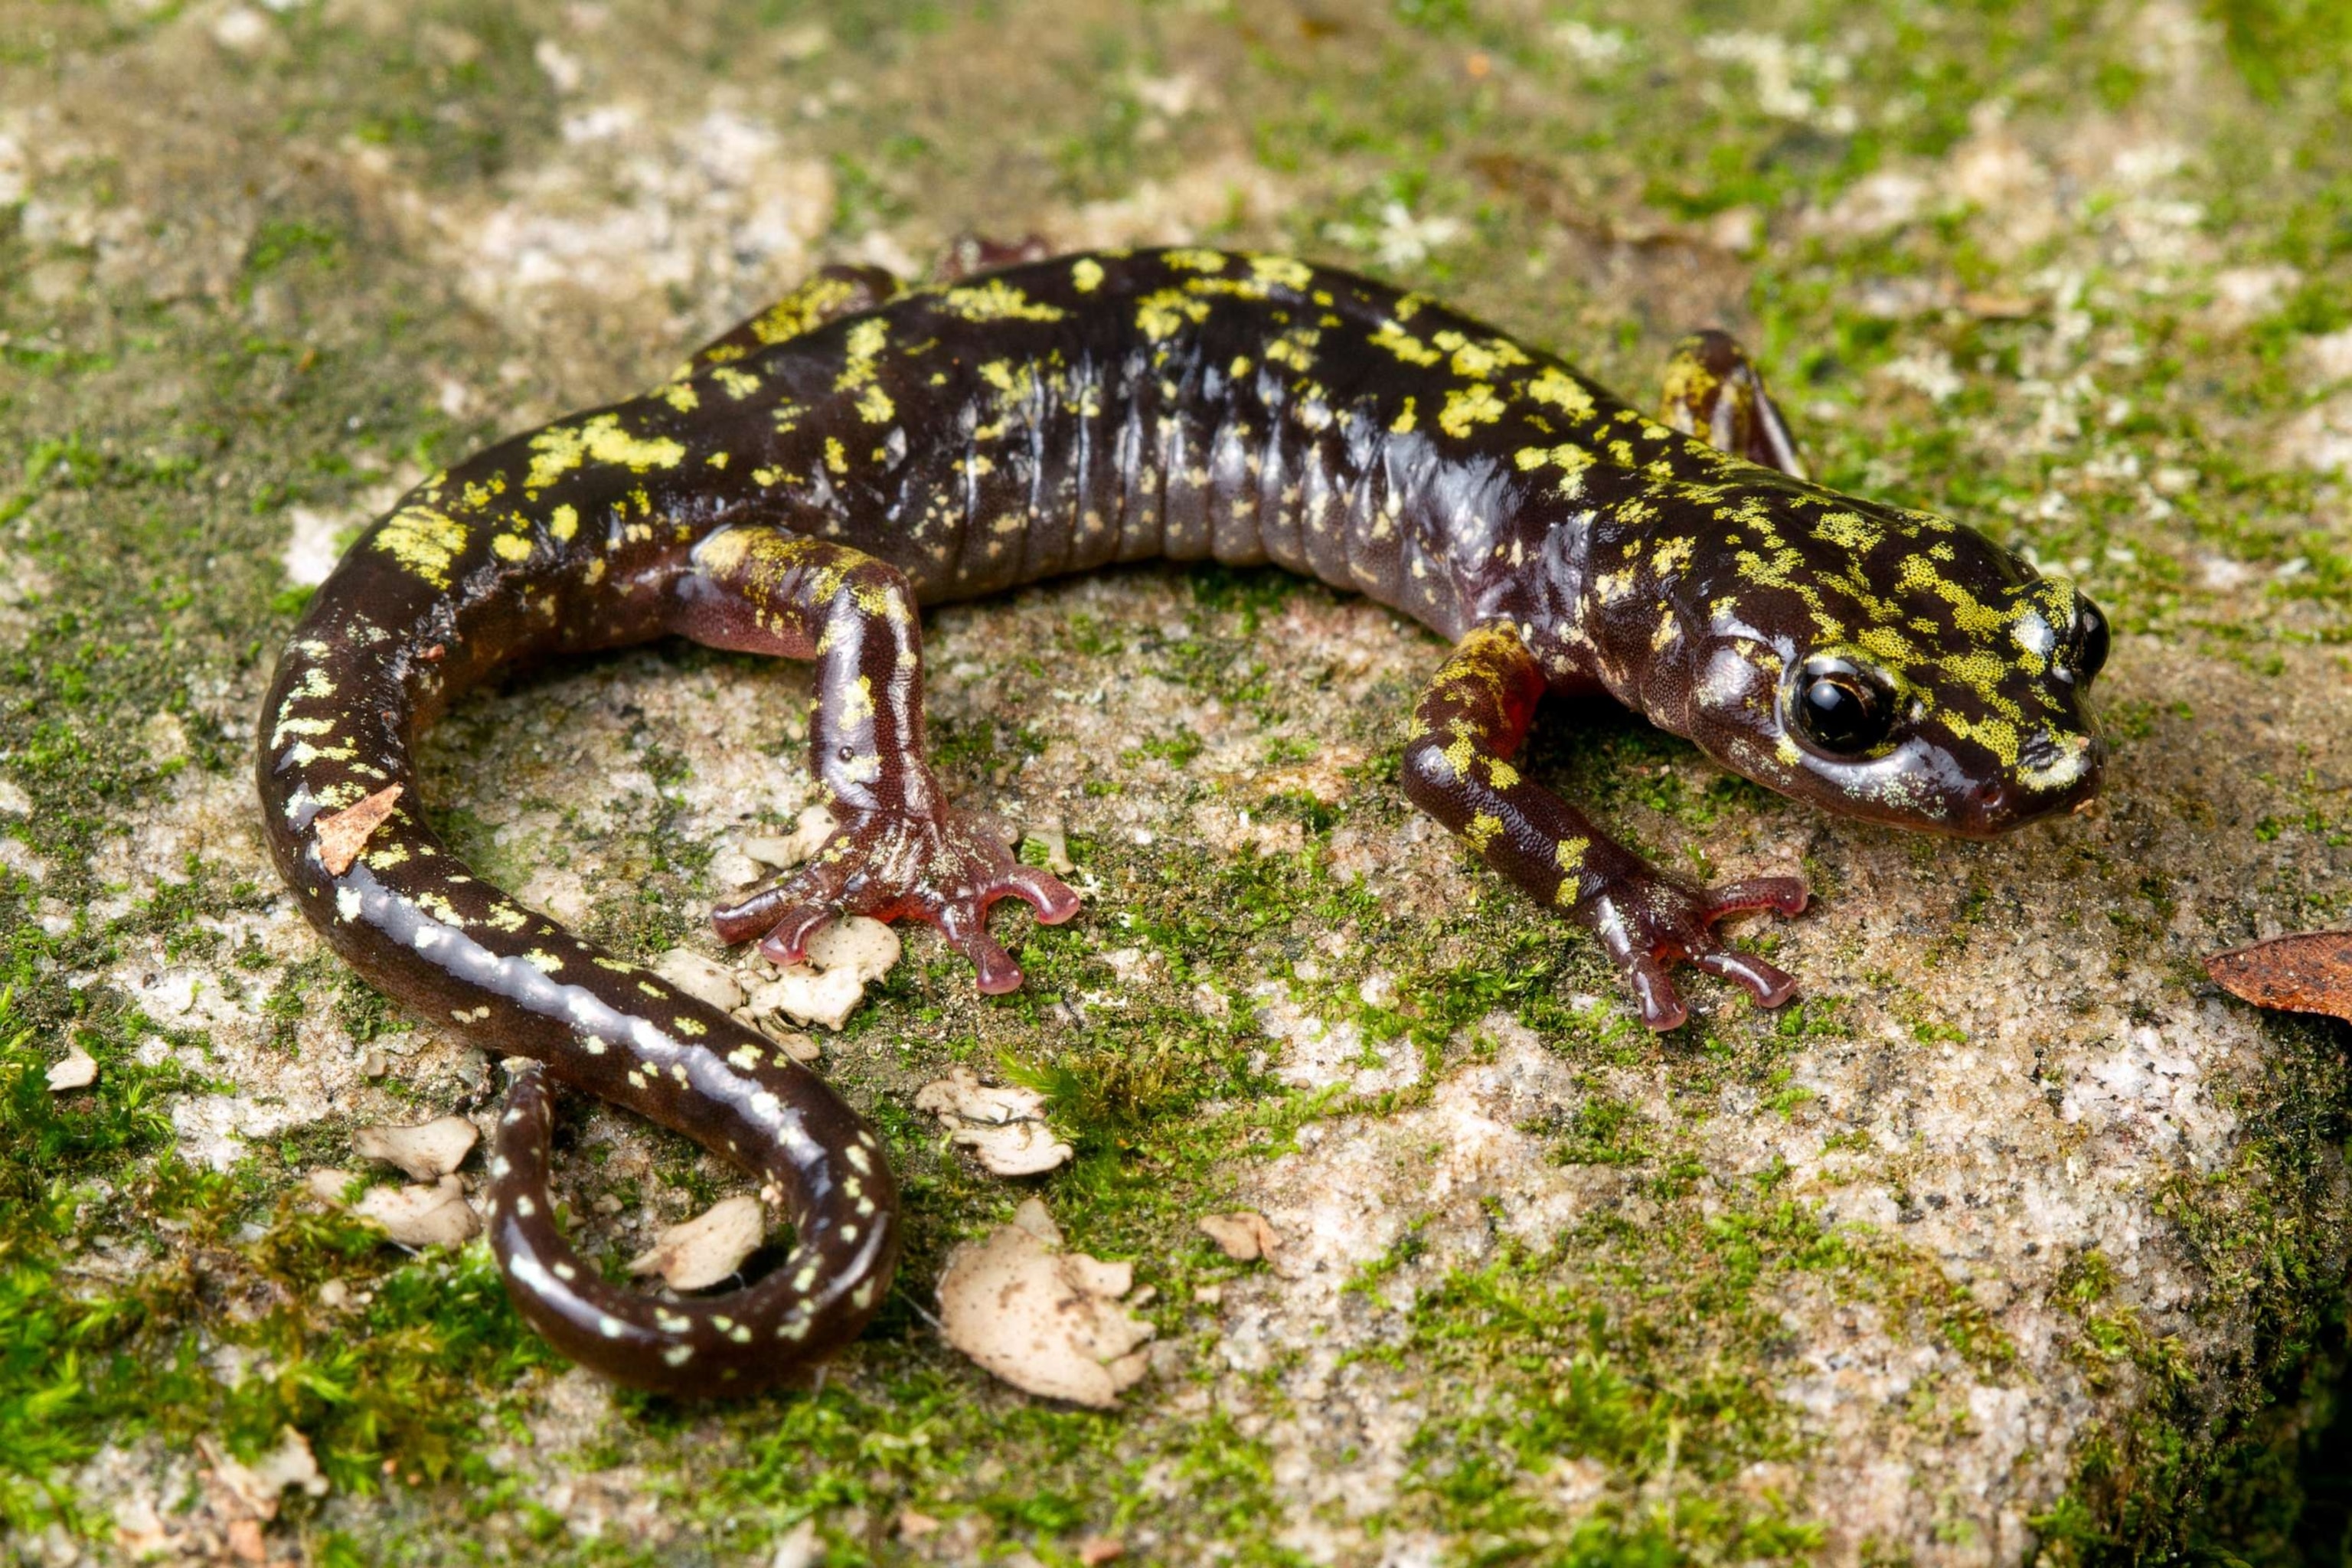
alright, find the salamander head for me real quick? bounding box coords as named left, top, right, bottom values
left=1665, top=501, right=2109, bottom=839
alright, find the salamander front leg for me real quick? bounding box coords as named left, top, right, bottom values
left=1400, top=626, right=1808, bottom=1031
left=675, top=528, right=1081, bottom=993
left=1658, top=329, right=1809, bottom=480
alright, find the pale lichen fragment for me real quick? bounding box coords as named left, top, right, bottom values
left=352, top=1114, right=479, bottom=1182
left=915, top=1067, right=1073, bottom=1176
left=628, top=1194, right=766, bottom=1291
left=936, top=1198, right=1155, bottom=1409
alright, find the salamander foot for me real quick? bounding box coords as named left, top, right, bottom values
left=712, top=805, right=1081, bottom=994
left=1576, top=873, right=1809, bottom=1032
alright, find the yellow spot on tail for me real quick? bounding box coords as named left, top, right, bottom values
left=661, top=381, right=699, bottom=413
left=1553, top=838, right=1591, bottom=904
left=548, top=504, right=580, bottom=542
left=1071, top=256, right=1104, bottom=292
left=1370, top=320, right=1442, bottom=366
left=1164, top=247, right=1227, bottom=272
left=1266, top=329, right=1318, bottom=370
left=1136, top=288, right=1211, bottom=342
left=825, top=438, right=848, bottom=475
left=712, top=367, right=762, bottom=400
left=1249, top=253, right=1315, bottom=290
left=750, top=271, right=874, bottom=345
left=491, top=532, right=533, bottom=563
left=1439, top=384, right=1504, bottom=437
left=1441, top=332, right=1530, bottom=378
left=1515, top=443, right=1597, bottom=498
left=941, top=278, right=1066, bottom=322
left=525, top=414, right=686, bottom=492
left=1390, top=397, right=1418, bottom=434
left=372, top=505, right=470, bottom=588
left=1465, top=812, right=1502, bottom=851
left=856, top=384, right=895, bottom=423
left=1525, top=367, right=1596, bottom=420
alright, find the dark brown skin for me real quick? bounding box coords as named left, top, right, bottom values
left=256, top=247, right=2108, bottom=1395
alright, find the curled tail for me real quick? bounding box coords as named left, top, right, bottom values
left=257, top=621, right=900, bottom=1396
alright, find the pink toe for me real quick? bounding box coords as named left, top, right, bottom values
left=757, top=907, right=831, bottom=967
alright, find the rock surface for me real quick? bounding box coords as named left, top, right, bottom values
left=3, top=1, right=2351, bottom=1563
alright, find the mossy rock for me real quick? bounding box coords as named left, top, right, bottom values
left=5, top=0, right=2352, bottom=1561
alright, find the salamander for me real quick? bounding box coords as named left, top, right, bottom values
left=256, top=246, right=2109, bottom=1395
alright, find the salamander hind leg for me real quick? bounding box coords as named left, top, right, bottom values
left=1658, top=329, right=1810, bottom=480
left=1400, top=625, right=1808, bottom=1031
left=674, top=526, right=1081, bottom=994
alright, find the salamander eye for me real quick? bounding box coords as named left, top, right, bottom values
left=1791, top=658, right=1895, bottom=757
left=2069, top=598, right=2109, bottom=683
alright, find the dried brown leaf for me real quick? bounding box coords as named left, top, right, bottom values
left=314, top=784, right=403, bottom=876
left=2206, top=930, right=2352, bottom=1022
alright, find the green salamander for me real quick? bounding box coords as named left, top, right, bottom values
left=257, top=246, right=2108, bottom=1394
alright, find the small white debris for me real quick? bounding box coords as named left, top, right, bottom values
left=201, top=1427, right=328, bottom=1522
left=768, top=1519, right=822, bottom=1568
left=46, top=1045, right=97, bottom=1092
left=305, top=1168, right=360, bottom=1205
left=2279, top=391, right=2352, bottom=475
left=533, top=38, right=584, bottom=93
left=652, top=948, right=746, bottom=1014
left=351, top=1175, right=482, bottom=1249
left=936, top=1202, right=1155, bottom=1409
left=808, top=914, right=901, bottom=982
left=360, top=1048, right=388, bottom=1079
left=1025, top=815, right=1076, bottom=875
left=1197, top=1210, right=1281, bottom=1263
left=0, top=776, right=32, bottom=815
left=771, top=1031, right=822, bottom=1064
left=279, top=505, right=344, bottom=588
left=207, top=6, right=272, bottom=55
left=710, top=847, right=764, bottom=890
left=2299, top=325, right=2352, bottom=385
left=915, top=1067, right=1073, bottom=1177
left=743, top=805, right=838, bottom=870
left=628, top=1194, right=766, bottom=1291
left=2206, top=263, right=2301, bottom=330
left=742, top=916, right=900, bottom=1031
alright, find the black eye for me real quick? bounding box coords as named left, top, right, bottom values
left=2069, top=598, right=2109, bottom=683
left=1792, top=658, right=1894, bottom=756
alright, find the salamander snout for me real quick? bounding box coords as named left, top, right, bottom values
left=1951, top=727, right=2106, bottom=838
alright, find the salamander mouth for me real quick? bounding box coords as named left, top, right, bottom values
left=1941, top=737, right=2106, bottom=838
